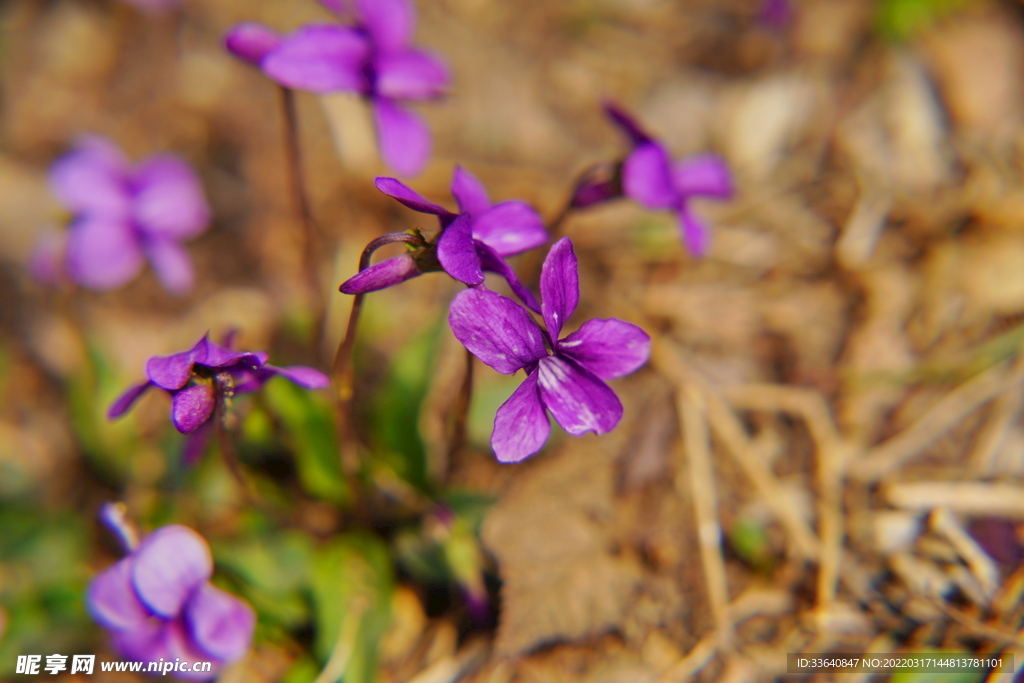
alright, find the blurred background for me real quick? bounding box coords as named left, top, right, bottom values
left=4, top=0, right=1024, bottom=681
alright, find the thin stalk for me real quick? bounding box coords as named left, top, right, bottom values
left=332, top=233, right=426, bottom=475
left=447, top=348, right=475, bottom=467
left=279, top=86, right=325, bottom=344
left=214, top=373, right=259, bottom=506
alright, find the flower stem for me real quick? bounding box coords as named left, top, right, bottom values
left=332, top=233, right=427, bottom=477
left=279, top=86, right=325, bottom=348
left=447, top=348, right=474, bottom=466
left=213, top=372, right=260, bottom=506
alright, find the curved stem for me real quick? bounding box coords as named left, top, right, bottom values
left=332, top=232, right=427, bottom=477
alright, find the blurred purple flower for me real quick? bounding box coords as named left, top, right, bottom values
left=340, top=168, right=547, bottom=310
left=448, top=237, right=650, bottom=463
left=88, top=524, right=255, bottom=680
left=759, top=0, right=793, bottom=31
left=108, top=333, right=329, bottom=461
left=604, top=103, right=733, bottom=257
left=224, top=0, right=450, bottom=176
left=31, top=135, right=210, bottom=295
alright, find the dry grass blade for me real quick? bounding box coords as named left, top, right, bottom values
left=652, top=340, right=822, bottom=560
left=655, top=633, right=719, bottom=683
left=930, top=508, right=1000, bottom=602
left=677, top=386, right=734, bottom=648
left=720, top=384, right=849, bottom=618
left=886, top=482, right=1024, bottom=517
left=852, top=360, right=1024, bottom=481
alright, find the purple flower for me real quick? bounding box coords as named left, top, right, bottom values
left=340, top=167, right=547, bottom=310
left=108, top=333, right=329, bottom=461
left=448, top=237, right=650, bottom=463
left=224, top=0, right=450, bottom=176
left=88, top=524, right=255, bottom=680
left=605, top=103, right=733, bottom=257
left=759, top=0, right=793, bottom=31
left=33, top=135, right=210, bottom=294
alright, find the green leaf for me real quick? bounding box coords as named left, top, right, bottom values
left=263, top=377, right=348, bottom=505
left=875, top=0, right=975, bottom=41
left=308, top=532, right=394, bottom=683
left=367, top=321, right=443, bottom=492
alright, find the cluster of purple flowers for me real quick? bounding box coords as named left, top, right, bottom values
left=37, top=0, right=745, bottom=674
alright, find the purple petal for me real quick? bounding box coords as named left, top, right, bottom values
left=491, top=370, right=550, bottom=463
left=185, top=583, right=256, bottom=663
left=557, top=318, right=650, bottom=380
left=132, top=525, right=213, bottom=619
left=375, top=49, right=450, bottom=100
left=262, top=364, right=330, bottom=389
left=88, top=557, right=154, bottom=630
left=373, top=98, right=431, bottom=177
left=49, top=136, right=131, bottom=217
left=144, top=238, right=194, bottom=296
left=679, top=205, right=710, bottom=257
left=147, top=339, right=203, bottom=390
left=373, top=177, right=450, bottom=215
left=132, top=155, right=211, bottom=241
left=340, top=254, right=422, bottom=294
left=475, top=240, right=540, bottom=313
left=539, top=237, right=579, bottom=340
left=537, top=355, right=623, bottom=436
left=673, top=154, right=733, bottom=200
left=356, top=0, right=415, bottom=53
left=603, top=102, right=652, bottom=146
left=448, top=288, right=546, bottom=375
left=623, top=142, right=679, bottom=210
left=171, top=384, right=215, bottom=434
left=450, top=166, right=491, bottom=216
left=261, top=25, right=369, bottom=93
left=471, top=201, right=548, bottom=257
left=108, top=381, right=154, bottom=419
left=438, top=213, right=483, bottom=285
left=65, top=215, right=145, bottom=291
left=183, top=420, right=213, bottom=466
left=110, top=621, right=168, bottom=662
left=194, top=335, right=266, bottom=370
left=165, top=619, right=224, bottom=680
left=28, top=230, right=66, bottom=285
left=224, top=22, right=282, bottom=66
